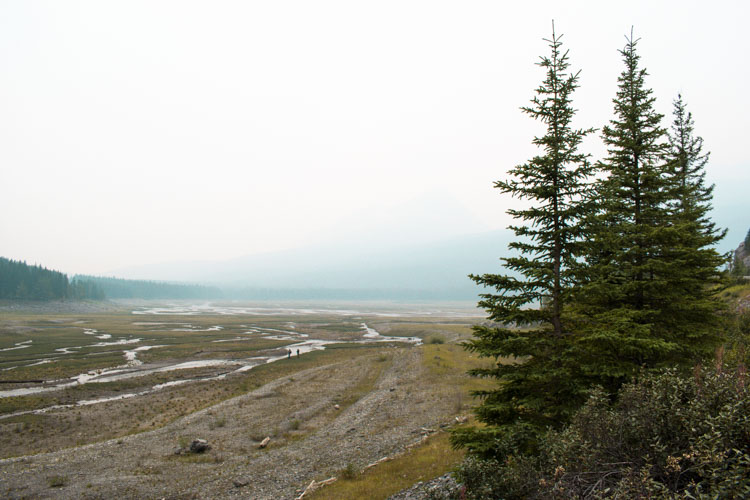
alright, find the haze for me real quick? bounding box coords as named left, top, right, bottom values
left=1, top=1, right=748, bottom=279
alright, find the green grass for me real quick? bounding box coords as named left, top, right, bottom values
left=720, top=282, right=750, bottom=301
left=370, top=321, right=474, bottom=342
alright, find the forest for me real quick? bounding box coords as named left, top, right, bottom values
left=0, top=257, right=104, bottom=300
left=72, top=275, right=223, bottom=300
left=0, top=258, right=224, bottom=301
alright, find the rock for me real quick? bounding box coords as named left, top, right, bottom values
left=189, top=439, right=210, bottom=453
left=258, top=437, right=271, bottom=448
left=388, top=473, right=462, bottom=500
left=173, top=447, right=184, bottom=455
left=233, top=479, right=249, bottom=488
left=735, top=240, right=750, bottom=269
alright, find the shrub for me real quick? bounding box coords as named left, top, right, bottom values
left=208, top=417, right=226, bottom=430
left=340, top=462, right=359, bottom=480
left=47, top=475, right=67, bottom=488
left=455, top=455, right=540, bottom=500
left=456, top=367, right=750, bottom=499
left=177, top=436, right=190, bottom=449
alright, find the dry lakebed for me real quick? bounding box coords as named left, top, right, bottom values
left=0, top=301, right=489, bottom=499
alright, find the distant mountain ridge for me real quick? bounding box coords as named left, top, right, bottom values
left=113, top=229, right=514, bottom=301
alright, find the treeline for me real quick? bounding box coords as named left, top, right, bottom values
left=73, top=275, right=223, bottom=299
left=0, top=257, right=104, bottom=300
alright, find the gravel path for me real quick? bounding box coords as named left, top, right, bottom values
left=0, top=348, right=458, bottom=499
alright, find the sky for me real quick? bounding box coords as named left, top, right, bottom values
left=1, top=1, right=748, bottom=276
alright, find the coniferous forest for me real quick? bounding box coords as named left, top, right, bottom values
left=73, top=275, right=223, bottom=300
left=0, top=259, right=223, bottom=301
left=0, top=257, right=104, bottom=300
left=452, top=28, right=750, bottom=499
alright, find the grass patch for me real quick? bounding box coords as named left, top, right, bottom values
left=372, top=322, right=474, bottom=342
left=422, top=344, right=500, bottom=391
left=307, top=431, right=464, bottom=500
left=420, top=343, right=501, bottom=414
left=47, top=475, right=67, bottom=488
left=720, top=282, right=750, bottom=301
left=329, top=354, right=390, bottom=412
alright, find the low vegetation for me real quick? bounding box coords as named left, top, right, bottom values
left=308, top=431, right=464, bottom=500
left=455, top=366, right=750, bottom=499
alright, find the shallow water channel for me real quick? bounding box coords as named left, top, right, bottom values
left=0, top=306, right=421, bottom=417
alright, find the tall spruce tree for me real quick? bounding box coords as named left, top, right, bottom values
left=575, top=35, right=722, bottom=393
left=453, top=27, right=594, bottom=458
left=662, top=95, right=726, bottom=326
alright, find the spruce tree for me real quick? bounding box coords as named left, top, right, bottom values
left=663, top=95, right=726, bottom=324
left=576, top=36, right=722, bottom=393
left=453, top=27, right=594, bottom=458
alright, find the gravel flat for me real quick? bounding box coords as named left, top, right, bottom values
left=0, top=347, right=458, bottom=499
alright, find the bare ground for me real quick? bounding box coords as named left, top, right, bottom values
left=0, top=347, right=460, bottom=499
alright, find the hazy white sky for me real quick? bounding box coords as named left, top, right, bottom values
left=1, top=1, right=748, bottom=276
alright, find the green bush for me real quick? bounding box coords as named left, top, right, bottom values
left=456, top=367, right=750, bottom=499
left=427, top=334, right=446, bottom=345
left=340, top=462, right=360, bottom=480
left=455, top=455, right=540, bottom=500
left=47, top=475, right=67, bottom=488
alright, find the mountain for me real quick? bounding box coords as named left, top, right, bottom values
left=72, top=275, right=223, bottom=300
left=113, top=229, right=514, bottom=301
left=109, top=192, right=514, bottom=300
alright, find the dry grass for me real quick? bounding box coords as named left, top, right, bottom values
left=306, top=431, right=464, bottom=500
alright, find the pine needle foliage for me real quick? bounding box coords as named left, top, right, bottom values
left=662, top=94, right=727, bottom=337
left=575, top=35, right=723, bottom=394
left=454, top=26, right=594, bottom=458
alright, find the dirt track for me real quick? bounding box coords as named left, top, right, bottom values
left=0, top=347, right=459, bottom=499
